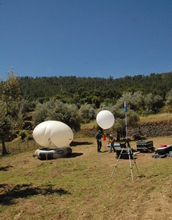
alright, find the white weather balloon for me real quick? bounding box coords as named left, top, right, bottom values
left=50, top=121, right=73, bottom=148
left=32, top=121, right=55, bottom=148
left=96, top=110, right=115, bottom=129
left=33, top=120, right=73, bottom=148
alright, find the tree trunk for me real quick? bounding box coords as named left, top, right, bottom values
left=2, top=140, right=8, bottom=155
left=116, top=132, right=120, bottom=141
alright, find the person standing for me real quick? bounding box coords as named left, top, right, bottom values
left=95, top=130, right=102, bottom=152
left=107, top=133, right=115, bottom=153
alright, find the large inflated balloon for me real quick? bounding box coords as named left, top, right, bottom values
left=96, top=110, right=115, bottom=129
left=33, top=121, right=73, bottom=148
left=50, top=121, right=73, bottom=148
left=32, top=121, right=55, bottom=148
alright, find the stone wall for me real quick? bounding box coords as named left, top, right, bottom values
left=79, top=121, right=172, bottom=139
left=128, top=121, right=172, bottom=137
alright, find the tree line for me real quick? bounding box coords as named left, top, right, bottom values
left=18, top=71, right=172, bottom=107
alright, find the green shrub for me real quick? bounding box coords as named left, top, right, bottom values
left=19, top=131, right=26, bottom=140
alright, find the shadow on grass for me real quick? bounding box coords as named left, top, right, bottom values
left=67, top=152, right=83, bottom=158
left=0, top=183, right=70, bottom=206
left=138, top=174, right=146, bottom=178
left=70, top=141, right=93, bottom=147
left=99, top=150, right=109, bottom=153
left=0, top=165, right=13, bottom=171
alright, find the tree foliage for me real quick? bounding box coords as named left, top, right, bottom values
left=18, top=71, right=172, bottom=109
left=165, top=89, right=172, bottom=106
left=32, top=100, right=81, bottom=132
left=104, top=99, right=140, bottom=140
left=0, top=68, right=22, bottom=154
left=79, top=104, right=96, bottom=123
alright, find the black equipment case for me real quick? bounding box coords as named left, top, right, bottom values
left=115, top=142, right=133, bottom=159
left=116, top=148, right=133, bottom=159
left=136, top=140, right=154, bottom=152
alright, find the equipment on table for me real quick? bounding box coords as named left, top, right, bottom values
left=136, top=140, right=155, bottom=152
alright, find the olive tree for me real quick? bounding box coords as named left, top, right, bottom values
left=110, top=106, right=139, bottom=141
left=144, top=93, right=163, bottom=114
left=165, top=89, right=172, bottom=106
left=0, top=68, right=21, bottom=155
left=79, top=103, right=96, bottom=123
left=102, top=92, right=140, bottom=140
left=115, top=92, right=144, bottom=112
left=32, top=100, right=81, bottom=132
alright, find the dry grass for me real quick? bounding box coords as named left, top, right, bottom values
left=0, top=136, right=172, bottom=219
left=139, top=113, right=172, bottom=123
left=81, top=113, right=172, bottom=130
left=80, top=120, right=97, bottom=129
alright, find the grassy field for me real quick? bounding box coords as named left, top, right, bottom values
left=139, top=112, right=172, bottom=123
left=0, top=135, right=172, bottom=220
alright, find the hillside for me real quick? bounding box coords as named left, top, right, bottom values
left=18, top=72, right=172, bottom=103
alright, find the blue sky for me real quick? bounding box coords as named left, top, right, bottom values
left=0, top=0, right=172, bottom=81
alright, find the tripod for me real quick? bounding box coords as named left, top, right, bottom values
left=110, top=101, right=139, bottom=180
left=110, top=139, right=139, bottom=180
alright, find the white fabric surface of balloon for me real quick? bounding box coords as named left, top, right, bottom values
left=33, top=120, right=73, bottom=148
left=50, top=121, right=73, bottom=148
left=33, top=121, right=56, bottom=148
left=96, top=110, right=115, bottom=129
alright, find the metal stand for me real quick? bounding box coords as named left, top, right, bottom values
left=110, top=139, right=139, bottom=180
left=110, top=102, right=139, bottom=180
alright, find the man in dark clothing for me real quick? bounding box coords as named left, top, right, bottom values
left=95, top=130, right=102, bottom=152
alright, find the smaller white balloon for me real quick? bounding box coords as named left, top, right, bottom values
left=96, top=110, right=115, bottom=129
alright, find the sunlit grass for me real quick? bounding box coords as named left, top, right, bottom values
left=0, top=136, right=172, bottom=219
left=1, top=112, right=172, bottom=219
left=80, top=120, right=97, bottom=129
left=81, top=113, right=172, bottom=129
left=139, top=113, right=172, bottom=123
